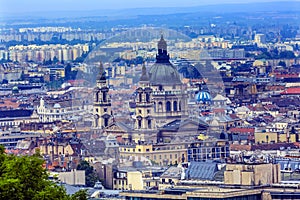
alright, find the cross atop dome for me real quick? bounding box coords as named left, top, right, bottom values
left=156, top=34, right=170, bottom=63
left=158, top=33, right=167, bottom=52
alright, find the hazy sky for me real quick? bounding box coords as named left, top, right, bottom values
left=0, top=0, right=299, bottom=14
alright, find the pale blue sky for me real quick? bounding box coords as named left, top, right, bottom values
left=0, top=0, right=299, bottom=14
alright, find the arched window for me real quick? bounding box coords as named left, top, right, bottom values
left=159, top=85, right=163, bottom=91
left=148, top=119, right=151, bottom=129
left=146, top=93, right=150, bottom=103
left=95, top=92, right=98, bottom=102
left=95, top=117, right=98, bottom=127
left=158, top=102, right=163, bottom=112
left=138, top=119, right=142, bottom=129
left=179, top=101, right=182, bottom=111
left=166, top=101, right=171, bottom=112
left=173, top=101, right=178, bottom=111
left=154, top=102, right=156, bottom=112
left=103, top=92, right=107, bottom=102
left=139, top=93, right=142, bottom=102
left=104, top=118, right=109, bottom=127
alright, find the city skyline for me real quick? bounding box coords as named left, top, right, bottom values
left=2, top=0, right=300, bottom=198
left=1, top=0, right=300, bottom=15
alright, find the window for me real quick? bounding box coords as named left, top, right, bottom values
left=103, top=92, right=107, bottom=102
left=179, top=101, right=181, bottom=111
left=146, top=93, right=150, bottom=102
left=173, top=101, right=177, bottom=111
left=104, top=118, right=109, bottom=127
left=159, top=85, right=163, bottom=91
left=158, top=102, right=163, bottom=112
left=104, top=108, right=107, bottom=112
left=166, top=101, right=171, bottom=112
left=148, top=119, right=151, bottom=129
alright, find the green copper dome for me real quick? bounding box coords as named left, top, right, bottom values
left=149, top=62, right=181, bottom=85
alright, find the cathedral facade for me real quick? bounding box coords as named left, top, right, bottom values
left=94, top=35, right=208, bottom=144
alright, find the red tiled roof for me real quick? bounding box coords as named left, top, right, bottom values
left=200, top=112, right=211, bottom=116
left=275, top=74, right=299, bottom=79
left=264, top=104, right=278, bottom=110
left=247, top=105, right=266, bottom=112
left=229, top=114, right=240, bottom=120
left=212, top=108, right=225, bottom=113
left=0, top=100, right=20, bottom=109
left=266, top=85, right=285, bottom=91
left=281, top=87, right=300, bottom=95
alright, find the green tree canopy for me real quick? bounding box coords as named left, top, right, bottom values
left=77, top=160, right=99, bottom=187
left=0, top=146, right=87, bottom=200
left=278, top=60, right=286, bottom=67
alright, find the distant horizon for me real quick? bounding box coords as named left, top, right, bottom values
left=1, top=0, right=300, bottom=15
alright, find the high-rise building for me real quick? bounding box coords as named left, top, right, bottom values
left=254, top=33, right=266, bottom=44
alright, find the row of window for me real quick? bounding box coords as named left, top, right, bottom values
left=120, top=153, right=182, bottom=161
left=38, top=107, right=81, bottom=114
left=154, top=101, right=181, bottom=112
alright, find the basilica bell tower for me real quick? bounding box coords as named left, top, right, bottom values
left=93, top=62, right=112, bottom=129
left=135, top=63, right=155, bottom=130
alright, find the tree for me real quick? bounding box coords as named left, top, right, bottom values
left=279, top=51, right=296, bottom=59
left=278, top=61, right=286, bottom=67
left=53, top=56, right=59, bottom=64
left=65, top=64, right=72, bottom=81
left=76, top=160, right=99, bottom=187
left=70, top=189, right=88, bottom=200
left=0, top=146, right=87, bottom=200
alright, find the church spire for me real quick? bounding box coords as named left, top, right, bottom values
left=97, top=62, right=106, bottom=82
left=140, top=62, right=149, bottom=82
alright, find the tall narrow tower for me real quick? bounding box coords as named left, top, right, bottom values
left=135, top=63, right=155, bottom=130
left=93, top=63, right=112, bottom=129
